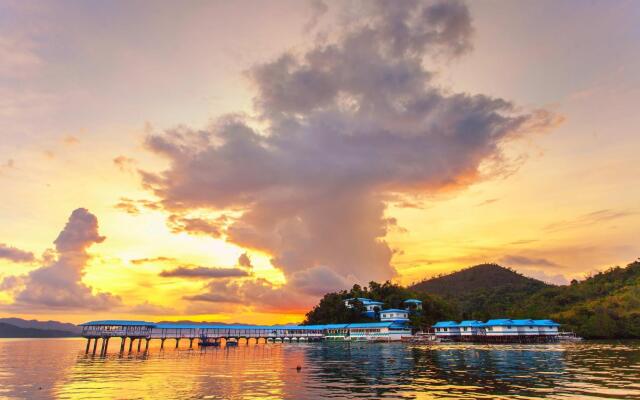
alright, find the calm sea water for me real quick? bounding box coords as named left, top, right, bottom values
left=0, top=338, right=638, bottom=399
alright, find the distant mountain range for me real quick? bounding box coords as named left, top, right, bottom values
left=0, top=318, right=80, bottom=338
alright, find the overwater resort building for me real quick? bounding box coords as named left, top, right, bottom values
left=344, top=298, right=385, bottom=318
left=432, top=318, right=560, bottom=343
left=380, top=309, right=410, bottom=323
left=403, top=299, right=423, bottom=311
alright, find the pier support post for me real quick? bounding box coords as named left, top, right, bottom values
left=137, top=338, right=142, bottom=352
left=160, top=338, right=165, bottom=350
left=189, top=338, right=194, bottom=349
left=175, top=338, right=180, bottom=349
left=120, top=337, right=126, bottom=352
left=92, top=338, right=99, bottom=355
left=145, top=339, right=150, bottom=352
left=85, top=338, right=91, bottom=353
left=128, top=337, right=134, bottom=352
left=103, top=337, right=110, bottom=355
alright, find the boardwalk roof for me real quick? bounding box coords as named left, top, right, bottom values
left=79, top=320, right=155, bottom=327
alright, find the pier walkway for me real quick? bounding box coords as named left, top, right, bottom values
left=80, top=320, right=405, bottom=355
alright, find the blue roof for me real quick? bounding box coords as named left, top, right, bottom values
left=322, top=324, right=349, bottom=329
left=403, top=299, right=423, bottom=304
left=458, top=320, right=483, bottom=327
left=79, top=320, right=155, bottom=327
left=381, top=309, right=408, bottom=313
left=432, top=321, right=459, bottom=328
left=434, top=319, right=561, bottom=328
left=347, top=322, right=394, bottom=328
left=484, top=319, right=513, bottom=326
left=533, top=319, right=560, bottom=327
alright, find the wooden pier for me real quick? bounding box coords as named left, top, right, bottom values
left=80, top=321, right=326, bottom=355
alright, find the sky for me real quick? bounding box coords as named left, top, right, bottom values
left=1, top=0, right=639, bottom=325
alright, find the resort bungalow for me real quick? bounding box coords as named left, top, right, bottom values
left=432, top=321, right=461, bottom=337
left=347, top=322, right=412, bottom=342
left=403, top=299, right=423, bottom=312
left=458, top=320, right=484, bottom=336
left=380, top=309, right=410, bottom=323
left=433, top=318, right=562, bottom=343
left=533, top=319, right=560, bottom=336
left=344, top=298, right=384, bottom=318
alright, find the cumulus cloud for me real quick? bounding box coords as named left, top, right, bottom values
left=130, top=256, right=176, bottom=265
left=113, top=155, right=137, bottom=173
left=184, top=278, right=315, bottom=313
left=500, top=255, right=561, bottom=268
left=140, top=1, right=558, bottom=309
left=0, top=243, right=35, bottom=263
left=160, top=266, right=250, bottom=279
left=166, top=214, right=228, bottom=237
left=3, top=208, right=121, bottom=311
left=114, top=197, right=161, bottom=215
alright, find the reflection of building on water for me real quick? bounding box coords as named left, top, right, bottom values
left=433, top=319, right=560, bottom=343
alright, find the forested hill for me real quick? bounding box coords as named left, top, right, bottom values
left=410, top=264, right=550, bottom=298
left=508, top=260, right=640, bottom=338
left=304, top=259, right=640, bottom=339
left=409, top=264, right=551, bottom=320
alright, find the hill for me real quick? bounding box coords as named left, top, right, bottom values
left=0, top=318, right=81, bottom=335
left=508, top=260, right=640, bottom=338
left=410, top=264, right=551, bottom=320
left=0, top=322, right=78, bottom=338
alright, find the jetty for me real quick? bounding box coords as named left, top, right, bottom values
left=80, top=320, right=412, bottom=355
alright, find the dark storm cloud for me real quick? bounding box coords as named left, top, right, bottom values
left=4, top=208, right=121, bottom=311
left=0, top=243, right=35, bottom=263
left=140, top=0, right=559, bottom=307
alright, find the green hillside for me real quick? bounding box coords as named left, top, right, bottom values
left=508, top=260, right=640, bottom=338
left=410, top=263, right=551, bottom=320
left=303, top=259, right=640, bottom=339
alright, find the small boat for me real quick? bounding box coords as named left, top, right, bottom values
left=225, top=340, right=238, bottom=347
left=199, top=340, right=220, bottom=347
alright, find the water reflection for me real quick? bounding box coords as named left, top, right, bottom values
left=0, top=339, right=639, bottom=399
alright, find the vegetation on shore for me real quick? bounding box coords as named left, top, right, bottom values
left=304, top=259, right=640, bottom=339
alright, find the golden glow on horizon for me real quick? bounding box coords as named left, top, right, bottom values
left=1, top=1, right=639, bottom=325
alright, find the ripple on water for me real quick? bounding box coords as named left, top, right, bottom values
left=0, top=339, right=639, bottom=399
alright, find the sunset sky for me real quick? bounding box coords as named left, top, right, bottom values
left=1, top=0, right=639, bottom=325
